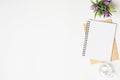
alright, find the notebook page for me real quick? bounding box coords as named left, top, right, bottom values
left=86, top=20, right=117, bottom=61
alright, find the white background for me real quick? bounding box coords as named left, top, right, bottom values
left=0, top=0, right=120, bottom=80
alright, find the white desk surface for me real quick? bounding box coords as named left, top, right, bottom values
left=0, top=0, right=120, bottom=80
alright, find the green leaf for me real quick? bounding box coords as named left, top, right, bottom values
left=97, top=10, right=103, bottom=17
left=99, top=0, right=104, bottom=6
left=108, top=5, right=116, bottom=12
left=109, top=12, right=112, bottom=16
left=101, top=0, right=105, bottom=3
left=97, top=10, right=101, bottom=17
left=96, top=0, right=99, bottom=4
left=94, top=10, right=98, bottom=19
left=90, top=0, right=96, bottom=4
left=100, top=5, right=104, bottom=10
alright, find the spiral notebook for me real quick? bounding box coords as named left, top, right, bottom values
left=82, top=20, right=117, bottom=61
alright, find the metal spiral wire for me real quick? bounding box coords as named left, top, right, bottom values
left=82, top=21, right=90, bottom=56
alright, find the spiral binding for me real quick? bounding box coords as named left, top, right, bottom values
left=82, top=21, right=90, bottom=56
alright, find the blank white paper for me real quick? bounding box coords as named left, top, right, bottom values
left=86, top=20, right=117, bottom=61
